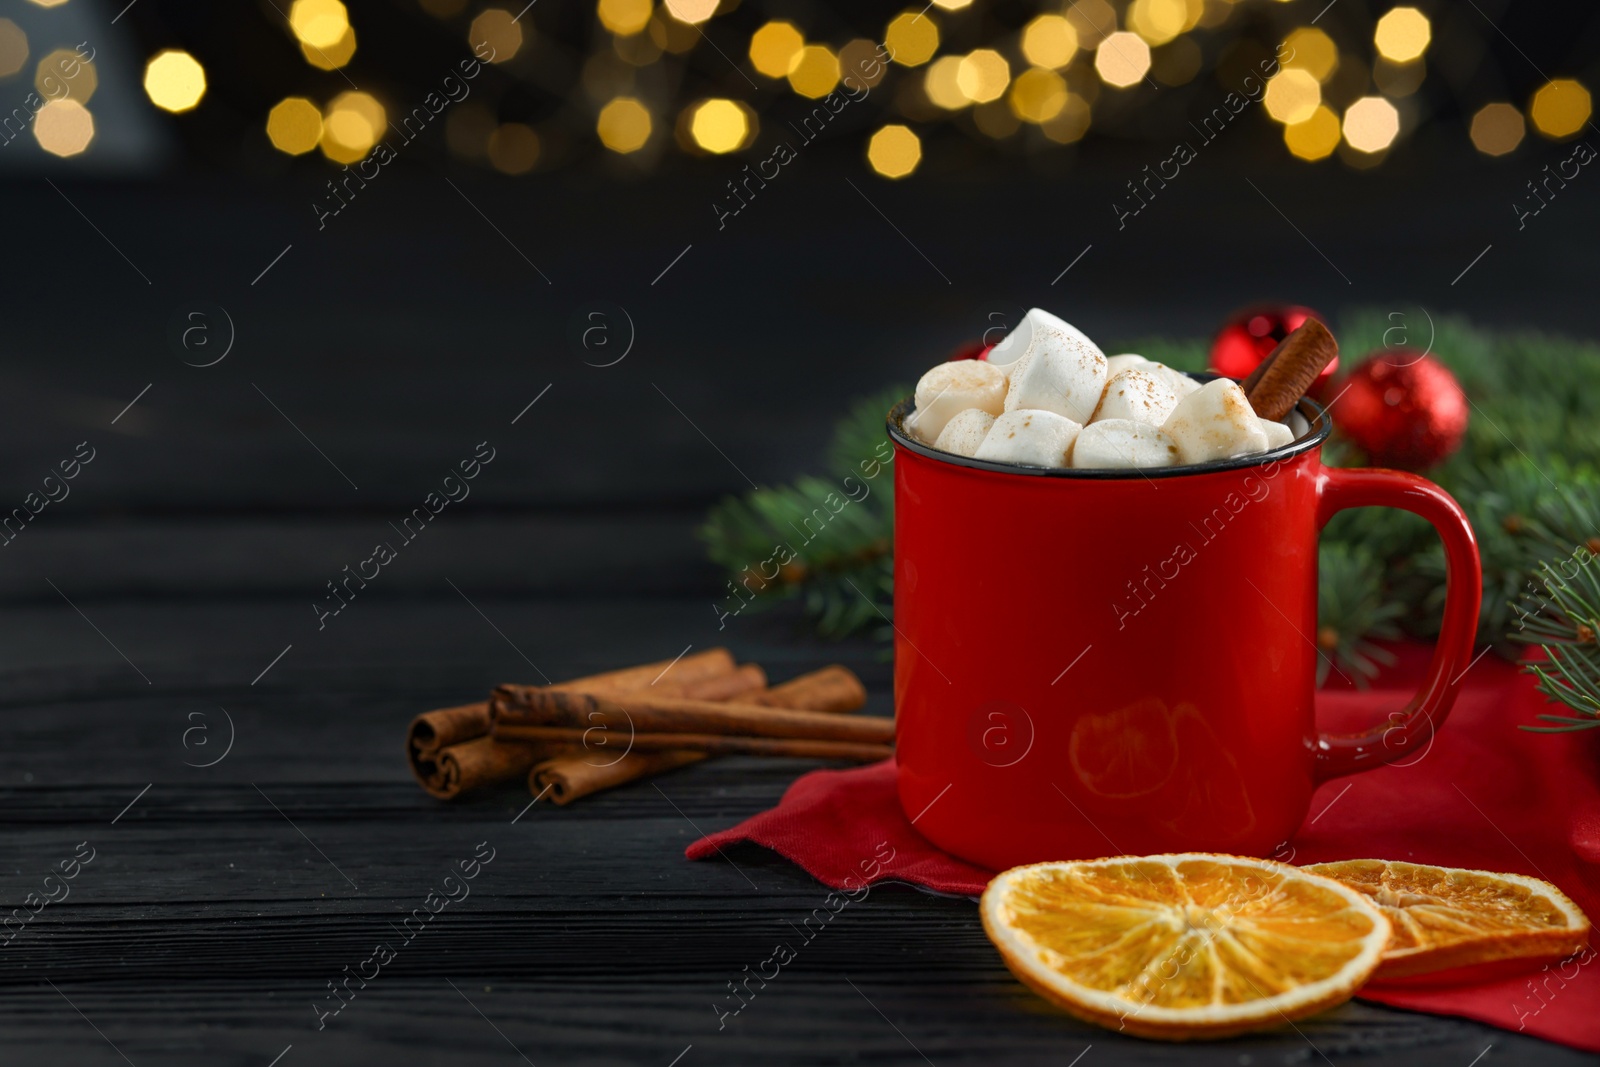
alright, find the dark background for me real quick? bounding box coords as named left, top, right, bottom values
left=1, top=1, right=1596, bottom=1064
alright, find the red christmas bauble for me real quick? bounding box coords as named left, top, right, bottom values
left=949, top=341, right=995, bottom=362
left=1332, top=351, right=1469, bottom=471
left=1210, top=305, right=1337, bottom=390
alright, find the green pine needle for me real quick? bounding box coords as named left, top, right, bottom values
left=1316, top=543, right=1404, bottom=688
left=1509, top=535, right=1600, bottom=731
left=699, top=385, right=903, bottom=639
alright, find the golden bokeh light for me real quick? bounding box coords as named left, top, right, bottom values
left=321, top=90, right=385, bottom=163
left=867, top=124, right=921, bottom=178
left=303, top=26, right=356, bottom=69
left=143, top=50, right=206, bottom=113
left=1374, top=7, right=1430, bottom=63
left=488, top=122, right=540, bottom=173
left=613, top=26, right=662, bottom=64
left=1282, top=27, right=1338, bottom=82
left=470, top=8, right=523, bottom=62
left=1262, top=68, right=1319, bottom=125
left=931, top=0, right=971, bottom=9
left=267, top=97, right=323, bottom=155
left=1284, top=103, right=1340, bottom=160
left=598, top=0, right=652, bottom=36
left=973, top=100, right=1020, bottom=140
left=0, top=20, right=28, bottom=79
left=1196, top=0, right=1230, bottom=28
left=35, top=48, right=96, bottom=103
left=748, top=20, right=802, bottom=79
left=1020, top=14, right=1077, bottom=70
left=956, top=49, right=1010, bottom=104
left=446, top=102, right=495, bottom=158
left=1530, top=79, right=1591, bottom=139
left=25, top=0, right=70, bottom=7
left=924, top=55, right=968, bottom=110
left=1095, top=32, right=1152, bottom=89
left=839, top=39, right=889, bottom=88
left=787, top=44, right=839, bottom=99
left=1066, top=0, right=1117, bottom=39
left=597, top=96, right=651, bottom=152
left=289, top=0, right=350, bottom=50
left=663, top=0, right=716, bottom=25
left=884, top=11, right=939, bottom=68
left=1152, top=36, right=1201, bottom=86
left=1469, top=102, right=1525, bottom=156
left=1128, top=0, right=1187, bottom=47
left=1008, top=67, right=1067, bottom=124
left=649, top=11, right=699, bottom=52
left=33, top=99, right=93, bottom=157
left=1373, top=57, right=1425, bottom=98
left=1041, top=93, right=1091, bottom=144
left=1342, top=95, right=1399, bottom=153
left=688, top=97, right=751, bottom=153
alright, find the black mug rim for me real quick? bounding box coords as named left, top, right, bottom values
left=885, top=372, right=1332, bottom=480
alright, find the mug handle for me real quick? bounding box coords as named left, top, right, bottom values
left=1312, top=466, right=1482, bottom=783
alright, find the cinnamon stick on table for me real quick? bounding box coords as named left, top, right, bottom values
left=531, top=750, right=707, bottom=807
left=413, top=733, right=555, bottom=801
left=528, top=665, right=870, bottom=805
left=489, top=647, right=743, bottom=722
left=493, top=691, right=894, bottom=746
left=407, top=648, right=746, bottom=799
left=502, top=726, right=892, bottom=762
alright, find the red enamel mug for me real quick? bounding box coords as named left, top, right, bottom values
left=888, top=389, right=1482, bottom=870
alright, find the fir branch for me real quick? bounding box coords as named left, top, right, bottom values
left=699, top=386, right=902, bottom=639
left=827, top=385, right=908, bottom=483
left=1508, top=508, right=1600, bottom=731
left=1316, top=543, right=1404, bottom=688
left=1414, top=457, right=1599, bottom=646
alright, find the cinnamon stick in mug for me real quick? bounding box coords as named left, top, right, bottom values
left=526, top=665, right=872, bottom=805
left=493, top=692, right=894, bottom=745
left=1244, top=319, right=1339, bottom=422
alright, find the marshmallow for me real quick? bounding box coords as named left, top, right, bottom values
left=1104, top=353, right=1150, bottom=379
left=986, top=307, right=1070, bottom=376
left=1286, top=410, right=1310, bottom=440
left=1092, top=367, right=1180, bottom=426
left=1259, top=417, right=1295, bottom=450
left=1071, top=419, right=1179, bottom=469
left=1152, top=363, right=1202, bottom=399
left=933, top=408, right=996, bottom=457
left=1003, top=317, right=1108, bottom=424
left=908, top=360, right=1008, bottom=444
left=1161, top=379, right=1270, bottom=465
left=973, top=409, right=1082, bottom=468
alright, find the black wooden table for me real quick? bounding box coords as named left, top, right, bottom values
left=2, top=160, right=1594, bottom=1064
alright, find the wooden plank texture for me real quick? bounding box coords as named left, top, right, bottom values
left=1, top=162, right=1594, bottom=1063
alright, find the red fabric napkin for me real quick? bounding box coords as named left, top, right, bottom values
left=687, top=644, right=1600, bottom=1051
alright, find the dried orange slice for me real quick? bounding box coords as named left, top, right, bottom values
left=981, top=853, right=1390, bottom=1040
left=1304, top=859, right=1591, bottom=983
